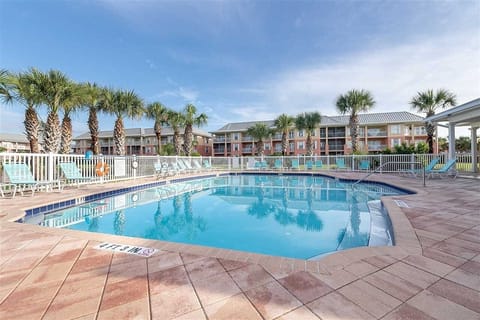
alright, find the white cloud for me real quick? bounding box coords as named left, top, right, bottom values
left=155, top=87, right=199, bottom=104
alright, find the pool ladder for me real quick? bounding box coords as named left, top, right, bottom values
left=353, top=161, right=426, bottom=187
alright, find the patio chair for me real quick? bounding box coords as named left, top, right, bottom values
left=203, top=159, right=212, bottom=170
left=0, top=183, right=17, bottom=198
left=401, top=157, right=440, bottom=177
left=59, top=162, right=93, bottom=187
left=154, top=162, right=171, bottom=179
left=314, top=160, right=323, bottom=170
left=359, top=160, right=370, bottom=170
left=192, top=159, right=203, bottom=171
left=428, top=159, right=457, bottom=179
left=2, top=163, right=60, bottom=196
left=274, top=159, right=284, bottom=170
left=335, top=158, right=348, bottom=170
left=254, top=160, right=268, bottom=170
left=291, top=159, right=300, bottom=170
left=306, top=160, right=313, bottom=170
left=180, top=159, right=197, bottom=173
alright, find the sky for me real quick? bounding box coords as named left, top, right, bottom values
left=1, top=0, right=479, bottom=138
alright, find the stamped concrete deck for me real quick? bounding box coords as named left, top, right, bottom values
left=0, top=172, right=479, bottom=319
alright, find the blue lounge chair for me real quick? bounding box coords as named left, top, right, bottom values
left=274, top=159, right=283, bottom=170
left=192, top=159, right=203, bottom=171
left=59, top=162, right=93, bottom=187
left=3, top=163, right=60, bottom=196
left=402, top=157, right=440, bottom=177
left=314, top=160, right=323, bottom=170
left=254, top=160, right=268, bottom=170
left=203, top=159, right=212, bottom=170
left=291, top=159, right=299, bottom=170
left=336, top=158, right=347, bottom=170
left=428, top=159, right=457, bottom=178
left=306, top=160, right=313, bottom=170
left=359, top=160, right=370, bottom=170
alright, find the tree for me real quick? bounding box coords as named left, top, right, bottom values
left=336, top=89, right=375, bottom=153
left=246, top=123, right=274, bottom=156
left=456, top=136, right=471, bottom=152
left=81, top=82, right=103, bottom=155
left=146, top=102, right=169, bottom=155
left=274, top=113, right=294, bottom=156
left=60, top=83, right=84, bottom=154
left=167, top=110, right=185, bottom=155
left=437, top=137, right=448, bottom=152
left=101, top=89, right=144, bottom=155
left=182, top=104, right=208, bottom=156
left=410, top=89, right=456, bottom=153
left=295, top=112, right=321, bottom=156
left=0, top=69, right=14, bottom=103
left=33, top=69, right=76, bottom=153
left=9, top=70, right=43, bottom=153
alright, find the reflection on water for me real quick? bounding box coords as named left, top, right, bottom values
left=29, top=174, right=402, bottom=259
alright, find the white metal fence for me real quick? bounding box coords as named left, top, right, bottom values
left=0, top=152, right=478, bottom=188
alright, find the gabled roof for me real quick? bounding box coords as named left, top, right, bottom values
left=0, top=133, right=28, bottom=143
left=425, top=98, right=480, bottom=127
left=211, top=111, right=425, bottom=133
left=74, top=127, right=211, bottom=140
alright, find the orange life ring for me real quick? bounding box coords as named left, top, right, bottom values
left=95, top=162, right=110, bottom=176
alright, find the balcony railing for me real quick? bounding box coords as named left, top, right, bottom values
left=367, top=144, right=387, bottom=150
left=367, top=130, right=387, bottom=137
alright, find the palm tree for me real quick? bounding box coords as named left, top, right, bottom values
left=410, top=89, right=456, bottom=153
left=274, top=113, right=294, bottom=156
left=0, top=69, right=14, bottom=103
left=295, top=112, right=321, bottom=156
left=60, top=83, right=84, bottom=154
left=336, top=89, right=375, bottom=153
left=33, top=69, right=76, bottom=153
left=9, top=70, right=43, bottom=153
left=182, top=104, right=208, bottom=156
left=102, top=89, right=144, bottom=155
left=167, top=110, right=185, bottom=155
left=146, top=102, right=169, bottom=155
left=81, top=82, right=103, bottom=155
left=246, top=123, right=274, bottom=156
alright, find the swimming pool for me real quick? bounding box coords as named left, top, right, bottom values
left=25, top=174, right=408, bottom=259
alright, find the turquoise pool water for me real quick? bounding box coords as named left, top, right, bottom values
left=29, top=174, right=407, bottom=259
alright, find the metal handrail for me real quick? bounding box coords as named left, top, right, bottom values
left=353, top=161, right=426, bottom=187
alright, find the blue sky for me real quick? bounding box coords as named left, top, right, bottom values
left=1, top=0, right=479, bottom=137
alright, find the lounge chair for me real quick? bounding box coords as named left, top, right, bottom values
left=0, top=183, right=17, bottom=198
left=306, top=160, right=313, bottom=170
left=359, top=160, right=370, bottom=170
left=154, top=162, right=173, bottom=179
left=180, top=159, right=197, bottom=173
left=274, top=159, right=283, bottom=170
left=3, top=163, right=60, bottom=196
left=401, top=157, right=440, bottom=177
left=336, top=158, right=348, bottom=170
left=291, top=159, right=300, bottom=170
left=59, top=162, right=93, bottom=187
left=203, top=159, right=212, bottom=170
left=428, top=159, right=457, bottom=179
left=192, top=159, right=203, bottom=171
left=314, top=160, right=323, bottom=170
left=254, top=160, right=268, bottom=170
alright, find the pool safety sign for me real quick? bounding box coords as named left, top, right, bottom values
left=94, top=242, right=157, bottom=257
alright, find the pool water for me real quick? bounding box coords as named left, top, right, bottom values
left=30, top=174, right=407, bottom=259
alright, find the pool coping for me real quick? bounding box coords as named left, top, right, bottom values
left=1, top=170, right=424, bottom=276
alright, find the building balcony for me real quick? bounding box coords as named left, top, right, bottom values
left=242, top=137, right=254, bottom=142
left=328, top=145, right=344, bottom=151
left=214, top=137, right=231, bottom=143
left=367, top=144, right=387, bottom=151
left=367, top=130, right=387, bottom=137
left=327, top=133, right=346, bottom=138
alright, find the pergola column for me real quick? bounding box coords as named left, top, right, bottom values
left=448, top=122, right=456, bottom=160
left=472, top=126, right=478, bottom=173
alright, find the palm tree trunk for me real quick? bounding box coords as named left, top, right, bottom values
left=173, top=129, right=182, bottom=155
left=154, top=121, right=162, bottom=155
left=425, top=122, right=435, bottom=153
left=44, top=111, right=61, bottom=153
left=350, top=115, right=359, bottom=153
left=24, top=106, right=40, bottom=153
left=183, top=124, right=193, bottom=156
left=88, top=107, right=100, bottom=155
left=60, top=114, right=72, bottom=154
left=257, top=140, right=264, bottom=156
left=306, top=134, right=312, bottom=156
left=114, top=117, right=125, bottom=155
left=282, top=132, right=288, bottom=156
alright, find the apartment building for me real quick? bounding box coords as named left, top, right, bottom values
left=73, top=127, right=212, bottom=156
left=0, top=133, right=34, bottom=153
left=211, top=111, right=429, bottom=156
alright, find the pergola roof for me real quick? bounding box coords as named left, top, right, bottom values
left=425, top=97, right=480, bottom=127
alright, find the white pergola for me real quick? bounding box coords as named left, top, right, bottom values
left=425, top=97, right=480, bottom=173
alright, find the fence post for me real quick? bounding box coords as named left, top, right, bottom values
left=48, top=153, right=54, bottom=183
left=379, top=154, right=383, bottom=174
left=132, top=154, right=137, bottom=180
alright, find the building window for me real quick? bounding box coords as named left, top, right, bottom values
left=288, top=131, right=294, bottom=139
left=414, top=126, right=426, bottom=135
left=265, top=143, right=270, bottom=150
left=205, top=146, right=209, bottom=153
left=390, top=125, right=401, bottom=135
left=233, top=133, right=239, bottom=141
left=298, top=130, right=304, bottom=137
left=391, top=138, right=402, bottom=147
left=311, top=129, right=316, bottom=137
left=289, top=142, right=295, bottom=152
left=233, top=143, right=239, bottom=151
left=297, top=141, right=304, bottom=149
left=313, top=141, right=317, bottom=149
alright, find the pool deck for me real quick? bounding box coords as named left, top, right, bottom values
left=0, top=172, right=479, bottom=319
